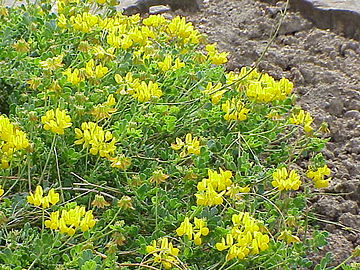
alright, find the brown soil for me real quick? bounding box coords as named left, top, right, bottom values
left=180, top=0, right=360, bottom=267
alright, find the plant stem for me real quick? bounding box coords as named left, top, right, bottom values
left=39, top=134, right=57, bottom=185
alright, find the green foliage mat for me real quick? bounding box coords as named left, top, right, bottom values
left=0, top=0, right=355, bottom=269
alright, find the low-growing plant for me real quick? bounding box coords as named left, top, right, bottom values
left=0, top=0, right=356, bottom=269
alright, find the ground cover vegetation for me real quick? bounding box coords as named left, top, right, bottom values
left=0, top=0, right=358, bottom=269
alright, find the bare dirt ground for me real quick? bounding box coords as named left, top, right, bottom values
left=181, top=0, right=360, bottom=266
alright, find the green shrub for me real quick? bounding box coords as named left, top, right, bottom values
left=0, top=0, right=341, bottom=269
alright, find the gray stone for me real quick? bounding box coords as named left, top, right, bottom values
left=289, top=0, right=360, bottom=40
left=344, top=110, right=360, bottom=119
left=325, top=99, right=344, bottom=116
left=149, top=5, right=171, bottom=14
left=119, top=0, right=201, bottom=15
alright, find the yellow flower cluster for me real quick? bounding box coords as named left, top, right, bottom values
left=84, top=59, right=109, bottom=80
left=91, top=94, right=117, bottom=120
left=12, top=39, right=30, bottom=53
left=115, top=73, right=162, bottom=102
left=205, top=43, right=229, bottom=65
left=41, top=108, right=72, bottom=135
left=176, top=217, right=209, bottom=245
left=289, top=109, right=313, bottom=133
left=278, top=230, right=301, bottom=244
left=0, top=115, right=29, bottom=168
left=63, top=68, right=84, bottom=85
left=245, top=74, right=293, bottom=103
left=106, top=19, right=155, bottom=49
left=146, top=237, right=180, bottom=269
left=202, top=82, right=227, bottom=104
left=0, top=185, right=4, bottom=197
left=39, top=54, right=64, bottom=71
left=222, top=97, right=250, bottom=121
left=27, top=186, right=60, bottom=208
left=306, top=165, right=331, bottom=188
left=166, top=16, right=199, bottom=44
left=143, top=14, right=166, bottom=28
left=226, top=68, right=260, bottom=88
left=108, top=155, right=132, bottom=170
left=195, top=168, right=232, bottom=206
left=171, top=133, right=201, bottom=157
left=157, top=55, right=185, bottom=72
left=74, top=121, right=116, bottom=158
left=45, top=205, right=96, bottom=236
left=216, top=212, right=270, bottom=261
left=70, top=12, right=100, bottom=33
left=225, top=185, right=250, bottom=200
left=271, top=167, right=301, bottom=191
left=132, top=81, right=162, bottom=102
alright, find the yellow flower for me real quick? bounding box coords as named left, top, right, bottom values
left=44, top=211, right=60, bottom=230
left=63, top=68, right=84, bottom=85
left=205, top=43, right=228, bottom=65
left=27, top=185, right=43, bottom=207
left=198, top=168, right=233, bottom=193
left=142, top=14, right=167, bottom=28
left=170, top=137, right=184, bottom=151
left=85, top=59, right=109, bottom=79
left=166, top=16, right=199, bottom=44
left=40, top=54, right=64, bottom=71
left=79, top=210, right=96, bottom=232
left=96, top=0, right=106, bottom=4
left=0, top=114, right=29, bottom=169
left=45, top=206, right=96, bottom=236
left=117, top=195, right=134, bottom=210
left=173, top=58, right=185, bottom=69
left=176, top=217, right=193, bottom=240
left=91, top=194, right=110, bottom=208
left=0, top=185, right=4, bottom=197
left=246, top=75, right=293, bottom=103
left=225, top=185, right=250, bottom=199
left=47, top=188, right=60, bottom=205
left=91, top=94, right=117, bottom=120
left=271, top=167, right=301, bottom=191
left=13, top=39, right=30, bottom=53
left=146, top=238, right=180, bottom=269
left=216, top=234, right=234, bottom=251
left=109, top=155, right=131, bottom=170
left=289, top=109, right=313, bottom=133
left=171, top=133, right=200, bottom=157
left=216, top=213, right=269, bottom=261
left=149, top=170, right=169, bottom=184
left=251, top=231, right=270, bottom=254
left=27, top=77, right=41, bottom=90
left=0, top=6, right=9, bottom=17
left=193, top=217, right=209, bottom=245
left=222, top=98, right=249, bottom=121
left=41, top=108, right=72, bottom=135
left=57, top=14, right=67, bottom=28
left=278, top=230, right=301, bottom=244
left=131, top=81, right=163, bottom=102
left=158, top=55, right=185, bottom=72
left=27, top=186, right=59, bottom=208
left=70, top=12, right=100, bottom=33
left=306, top=165, right=331, bottom=188
left=158, top=55, right=172, bottom=72
left=176, top=216, right=209, bottom=245
left=195, top=183, right=224, bottom=206
left=202, top=82, right=226, bottom=104
left=74, top=122, right=116, bottom=158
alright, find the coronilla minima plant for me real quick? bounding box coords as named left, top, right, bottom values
left=0, top=0, right=351, bottom=269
